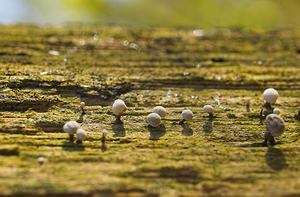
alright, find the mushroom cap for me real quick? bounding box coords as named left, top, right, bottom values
left=102, top=129, right=109, bottom=135
left=146, top=113, right=161, bottom=127
left=273, top=108, right=281, bottom=115
left=63, top=121, right=80, bottom=134
left=263, top=88, right=279, bottom=104
left=203, top=105, right=214, bottom=113
left=265, top=114, right=284, bottom=137
left=80, top=102, right=85, bottom=107
left=37, top=157, right=45, bottom=165
left=153, top=106, right=167, bottom=117
left=76, top=129, right=87, bottom=141
left=181, top=109, right=193, bottom=121
left=112, top=99, right=127, bottom=115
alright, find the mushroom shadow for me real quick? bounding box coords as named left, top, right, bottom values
left=237, top=142, right=264, bottom=148
left=62, top=141, right=85, bottom=152
left=112, top=122, right=126, bottom=137
left=203, top=120, right=213, bottom=133
left=148, top=124, right=166, bottom=140
left=265, top=147, right=287, bottom=171
left=180, top=123, right=193, bottom=136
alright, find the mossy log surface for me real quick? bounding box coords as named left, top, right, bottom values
left=0, top=25, right=300, bottom=197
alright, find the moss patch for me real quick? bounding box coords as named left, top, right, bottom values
left=0, top=25, right=300, bottom=196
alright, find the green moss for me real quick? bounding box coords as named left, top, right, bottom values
left=0, top=25, right=300, bottom=196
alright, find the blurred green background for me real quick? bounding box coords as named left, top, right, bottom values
left=1, top=0, right=300, bottom=28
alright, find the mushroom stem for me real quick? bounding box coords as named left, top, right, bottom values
left=262, top=131, right=275, bottom=146
left=81, top=106, right=86, bottom=115
left=114, top=115, right=123, bottom=124
left=264, top=102, right=273, bottom=111
left=101, top=133, right=106, bottom=143
left=101, top=129, right=108, bottom=152
left=208, top=112, right=214, bottom=120
left=269, top=136, right=276, bottom=146
left=80, top=102, right=86, bottom=115
left=76, top=140, right=82, bottom=144
left=101, top=140, right=107, bottom=152
left=77, top=113, right=84, bottom=123
left=69, top=134, right=74, bottom=143
left=260, top=108, right=263, bottom=118
left=261, top=102, right=274, bottom=118
left=246, top=99, right=250, bottom=112
left=179, top=119, right=185, bottom=125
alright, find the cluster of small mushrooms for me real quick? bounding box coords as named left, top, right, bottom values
left=261, top=88, right=285, bottom=146
left=63, top=121, right=86, bottom=143
left=63, top=88, right=289, bottom=147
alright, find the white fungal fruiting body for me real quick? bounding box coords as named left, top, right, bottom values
left=112, top=99, right=127, bottom=115
left=80, top=102, right=85, bottom=108
left=37, top=157, right=45, bottom=165
left=181, top=109, right=193, bottom=121
left=146, top=113, right=161, bottom=127
left=153, top=106, right=167, bottom=117
left=76, top=129, right=87, bottom=141
left=263, top=88, right=279, bottom=104
left=203, top=105, right=214, bottom=114
left=63, top=121, right=80, bottom=134
left=265, top=114, right=285, bottom=137
left=273, top=108, right=281, bottom=115
left=102, top=129, right=109, bottom=136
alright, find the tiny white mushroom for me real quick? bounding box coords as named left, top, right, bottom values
left=80, top=102, right=86, bottom=114
left=146, top=113, right=161, bottom=127
left=203, top=105, right=214, bottom=115
left=102, top=129, right=108, bottom=143
left=102, top=129, right=109, bottom=136
left=181, top=109, right=193, bottom=121
left=263, top=113, right=285, bottom=146
left=37, top=157, right=45, bottom=165
left=63, top=121, right=80, bottom=142
left=112, top=99, right=127, bottom=123
left=76, top=128, right=87, bottom=143
left=265, top=114, right=285, bottom=137
left=263, top=88, right=279, bottom=104
left=153, top=106, right=167, bottom=118
left=112, top=99, right=127, bottom=115
left=63, top=121, right=80, bottom=134
left=273, top=108, right=281, bottom=115
left=203, top=105, right=214, bottom=119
